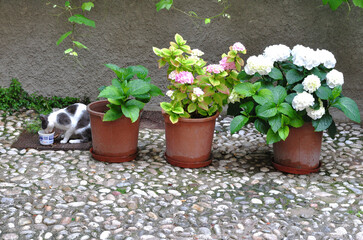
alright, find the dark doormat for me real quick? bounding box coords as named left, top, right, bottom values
left=11, top=111, right=164, bottom=151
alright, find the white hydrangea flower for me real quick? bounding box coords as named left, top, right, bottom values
left=168, top=70, right=177, bottom=80
left=326, top=69, right=344, bottom=88
left=316, top=49, right=336, bottom=69
left=263, top=44, right=291, bottom=62
left=166, top=90, right=174, bottom=98
left=191, top=49, right=204, bottom=57
left=302, top=74, right=321, bottom=93
left=228, top=89, right=239, bottom=103
left=244, top=55, right=274, bottom=75
left=193, top=87, right=204, bottom=97
left=291, top=45, right=320, bottom=70
left=307, top=99, right=326, bottom=120
left=292, top=91, right=315, bottom=111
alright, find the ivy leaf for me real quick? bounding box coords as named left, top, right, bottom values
left=73, top=41, right=88, bottom=49
left=353, top=0, right=363, bottom=8
left=68, top=14, right=95, bottom=28
left=56, top=31, right=72, bottom=46
left=156, top=0, right=173, bottom=12
left=82, top=2, right=94, bottom=11
left=230, top=115, right=249, bottom=134
left=205, top=18, right=211, bottom=24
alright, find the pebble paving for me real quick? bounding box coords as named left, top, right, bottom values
left=0, top=110, right=362, bottom=240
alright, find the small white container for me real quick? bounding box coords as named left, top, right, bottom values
left=38, top=130, right=55, bottom=145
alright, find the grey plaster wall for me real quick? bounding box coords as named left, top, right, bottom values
left=0, top=0, right=362, bottom=122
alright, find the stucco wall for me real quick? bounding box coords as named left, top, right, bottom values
left=0, top=0, right=362, bottom=121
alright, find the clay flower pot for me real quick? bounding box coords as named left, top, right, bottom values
left=87, top=100, right=141, bottom=163
left=272, top=122, right=323, bottom=174
left=162, top=111, right=219, bottom=168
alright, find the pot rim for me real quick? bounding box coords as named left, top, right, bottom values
left=161, top=109, right=219, bottom=123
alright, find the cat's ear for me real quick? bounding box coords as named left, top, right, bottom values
left=39, top=114, right=47, bottom=121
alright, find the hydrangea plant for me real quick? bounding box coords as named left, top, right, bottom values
left=153, top=34, right=247, bottom=123
left=229, top=44, right=361, bottom=144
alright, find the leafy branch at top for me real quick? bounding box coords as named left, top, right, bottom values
left=322, top=0, right=363, bottom=11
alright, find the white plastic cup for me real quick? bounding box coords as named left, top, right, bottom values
left=38, top=130, right=54, bottom=145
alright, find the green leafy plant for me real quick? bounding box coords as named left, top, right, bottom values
left=47, top=0, right=95, bottom=57
left=25, top=119, right=42, bottom=134
left=153, top=34, right=247, bottom=124
left=322, top=0, right=363, bottom=10
left=0, top=79, right=89, bottom=116
left=229, top=44, right=360, bottom=144
left=98, top=64, right=163, bottom=123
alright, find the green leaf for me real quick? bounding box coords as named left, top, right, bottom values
left=160, top=102, right=172, bottom=112
left=268, top=67, right=283, bottom=80
left=286, top=69, right=304, bottom=84
left=64, top=48, right=73, bottom=54
left=156, top=0, right=173, bottom=11
left=68, top=14, right=95, bottom=28
left=254, top=119, right=269, bottom=134
left=316, top=86, right=332, bottom=100
left=278, top=126, right=289, bottom=141
left=240, top=101, right=254, bottom=114
left=353, top=0, right=363, bottom=8
left=253, top=89, right=274, bottom=105
left=256, top=102, right=277, bottom=118
left=209, top=77, right=220, bottom=86
left=187, top=103, right=197, bottom=113
left=234, top=82, right=255, bottom=97
left=312, top=113, right=333, bottom=132
left=237, top=70, right=254, bottom=80
left=65, top=1, right=70, bottom=7
left=324, top=0, right=344, bottom=10
left=327, top=120, right=337, bottom=139
left=173, top=49, right=183, bottom=56
left=121, top=105, right=140, bottom=123
left=98, top=86, right=124, bottom=99
left=266, top=128, right=282, bottom=144
left=172, top=106, right=184, bottom=114
left=216, top=84, right=229, bottom=95
left=311, top=67, right=327, bottom=80
left=170, top=114, right=179, bottom=124
left=331, top=86, right=342, bottom=99
left=103, top=105, right=123, bottom=121
left=105, top=64, right=124, bottom=79
left=126, top=99, right=145, bottom=110
left=175, top=33, right=186, bottom=45
left=153, top=47, right=163, bottom=57
left=127, top=80, right=151, bottom=96
left=128, top=65, right=148, bottom=79
left=56, top=31, right=72, bottom=46
left=230, top=115, right=249, bottom=134
left=269, top=114, right=282, bottom=133
left=205, top=18, right=211, bottom=24
left=293, top=84, right=304, bottom=93
left=331, top=97, right=361, bottom=123
left=82, top=2, right=94, bottom=11
left=289, top=114, right=304, bottom=128
left=134, top=93, right=151, bottom=103
left=73, top=41, right=88, bottom=49
left=277, top=103, right=295, bottom=118
left=149, top=84, right=163, bottom=97
left=272, top=86, right=287, bottom=105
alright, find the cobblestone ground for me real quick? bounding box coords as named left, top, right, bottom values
left=0, top=110, right=362, bottom=240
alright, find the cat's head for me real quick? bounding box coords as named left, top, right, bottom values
left=39, top=114, right=54, bottom=133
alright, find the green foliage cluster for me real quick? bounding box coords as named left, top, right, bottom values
left=98, top=64, right=163, bottom=123
left=322, top=0, right=363, bottom=10
left=0, top=79, right=89, bottom=116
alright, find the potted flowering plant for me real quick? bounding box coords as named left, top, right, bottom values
left=87, top=64, right=163, bottom=163
left=153, top=33, right=246, bottom=168
left=229, top=44, right=361, bottom=174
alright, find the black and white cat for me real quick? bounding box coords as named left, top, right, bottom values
left=39, top=103, right=92, bottom=144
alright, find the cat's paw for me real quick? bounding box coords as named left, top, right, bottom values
left=69, top=139, right=81, bottom=144
left=60, top=139, right=68, bottom=144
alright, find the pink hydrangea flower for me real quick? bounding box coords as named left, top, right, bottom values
left=206, top=64, right=224, bottom=74
left=232, top=42, right=246, bottom=52
left=219, top=57, right=236, bottom=70
left=175, top=71, right=194, bottom=84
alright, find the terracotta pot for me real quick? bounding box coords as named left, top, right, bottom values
left=272, top=122, right=323, bottom=174
left=162, top=111, right=219, bottom=168
left=87, top=100, right=140, bottom=163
